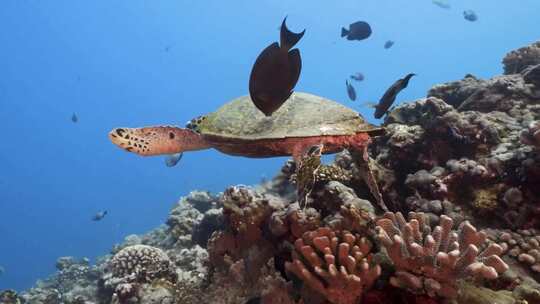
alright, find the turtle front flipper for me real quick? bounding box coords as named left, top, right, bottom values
left=293, top=144, right=324, bottom=206
left=108, top=126, right=211, bottom=156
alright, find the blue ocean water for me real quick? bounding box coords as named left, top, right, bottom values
left=0, top=0, right=538, bottom=291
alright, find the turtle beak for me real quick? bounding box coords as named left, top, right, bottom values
left=108, top=128, right=136, bottom=153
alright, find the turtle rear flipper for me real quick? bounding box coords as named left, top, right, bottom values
left=108, top=126, right=211, bottom=156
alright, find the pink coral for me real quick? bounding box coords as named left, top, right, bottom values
left=285, top=227, right=381, bottom=304
left=376, top=212, right=508, bottom=298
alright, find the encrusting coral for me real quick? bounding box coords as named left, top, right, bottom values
left=376, top=212, right=509, bottom=299
left=285, top=227, right=381, bottom=304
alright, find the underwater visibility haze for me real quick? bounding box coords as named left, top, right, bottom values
left=1, top=0, right=540, bottom=303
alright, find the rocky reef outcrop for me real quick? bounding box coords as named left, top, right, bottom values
left=4, top=40, right=540, bottom=304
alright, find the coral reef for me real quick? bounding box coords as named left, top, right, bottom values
left=502, top=41, right=540, bottom=74
left=376, top=212, right=508, bottom=298
left=8, top=40, right=540, bottom=304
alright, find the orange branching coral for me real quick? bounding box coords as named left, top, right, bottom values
left=285, top=227, right=381, bottom=304
left=376, top=212, right=509, bottom=299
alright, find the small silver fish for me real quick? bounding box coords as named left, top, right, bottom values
left=0, top=265, right=4, bottom=276
left=165, top=153, right=183, bottom=167
left=92, top=210, right=108, bottom=221
left=71, top=113, right=78, bottom=123
left=384, top=40, right=395, bottom=49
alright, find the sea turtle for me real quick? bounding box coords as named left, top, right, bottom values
left=109, top=92, right=387, bottom=210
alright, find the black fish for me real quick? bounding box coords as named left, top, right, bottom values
left=71, top=113, right=78, bottom=123
left=341, top=21, right=372, bottom=41
left=374, top=73, right=415, bottom=118
left=165, top=153, right=183, bottom=167
left=346, top=80, right=357, bottom=101
left=432, top=0, right=451, bottom=9
left=384, top=40, right=395, bottom=49
left=350, top=72, right=365, bottom=82
left=463, top=10, right=478, bottom=22
left=92, top=210, right=108, bottom=221
left=249, top=17, right=305, bottom=116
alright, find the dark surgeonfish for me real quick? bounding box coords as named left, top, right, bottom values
left=373, top=73, right=416, bottom=119
left=350, top=72, right=365, bottom=82
left=432, top=0, right=451, bottom=9
left=346, top=80, right=357, bottom=101
left=165, top=152, right=183, bottom=167
left=249, top=17, right=305, bottom=116
left=463, top=10, right=478, bottom=22
left=92, top=210, right=108, bottom=221
left=71, top=113, right=78, bottom=123
left=384, top=40, right=395, bottom=49
left=341, top=21, right=372, bottom=41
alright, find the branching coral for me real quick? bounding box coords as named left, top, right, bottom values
left=285, top=227, right=381, bottom=304
left=376, top=212, right=508, bottom=298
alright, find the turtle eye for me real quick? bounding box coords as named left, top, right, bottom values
left=116, top=128, right=126, bottom=137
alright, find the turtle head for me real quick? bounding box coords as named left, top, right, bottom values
left=108, top=126, right=210, bottom=156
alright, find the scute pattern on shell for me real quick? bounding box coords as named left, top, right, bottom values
left=109, top=245, right=176, bottom=283
left=195, top=92, right=379, bottom=140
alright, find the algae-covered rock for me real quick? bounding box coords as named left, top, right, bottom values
left=457, top=282, right=517, bottom=304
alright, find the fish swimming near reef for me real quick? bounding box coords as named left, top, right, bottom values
left=165, top=152, right=183, bottom=167
left=71, top=113, right=78, bottom=123
left=432, top=0, right=451, bottom=9
left=384, top=40, right=395, bottom=49
left=346, top=80, right=357, bottom=101
left=92, top=210, right=108, bottom=221
left=463, top=10, right=478, bottom=22
left=249, top=17, right=305, bottom=116
left=341, top=21, right=372, bottom=41
left=368, top=73, right=416, bottom=119
left=0, top=266, right=4, bottom=276
left=350, top=72, right=365, bottom=82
